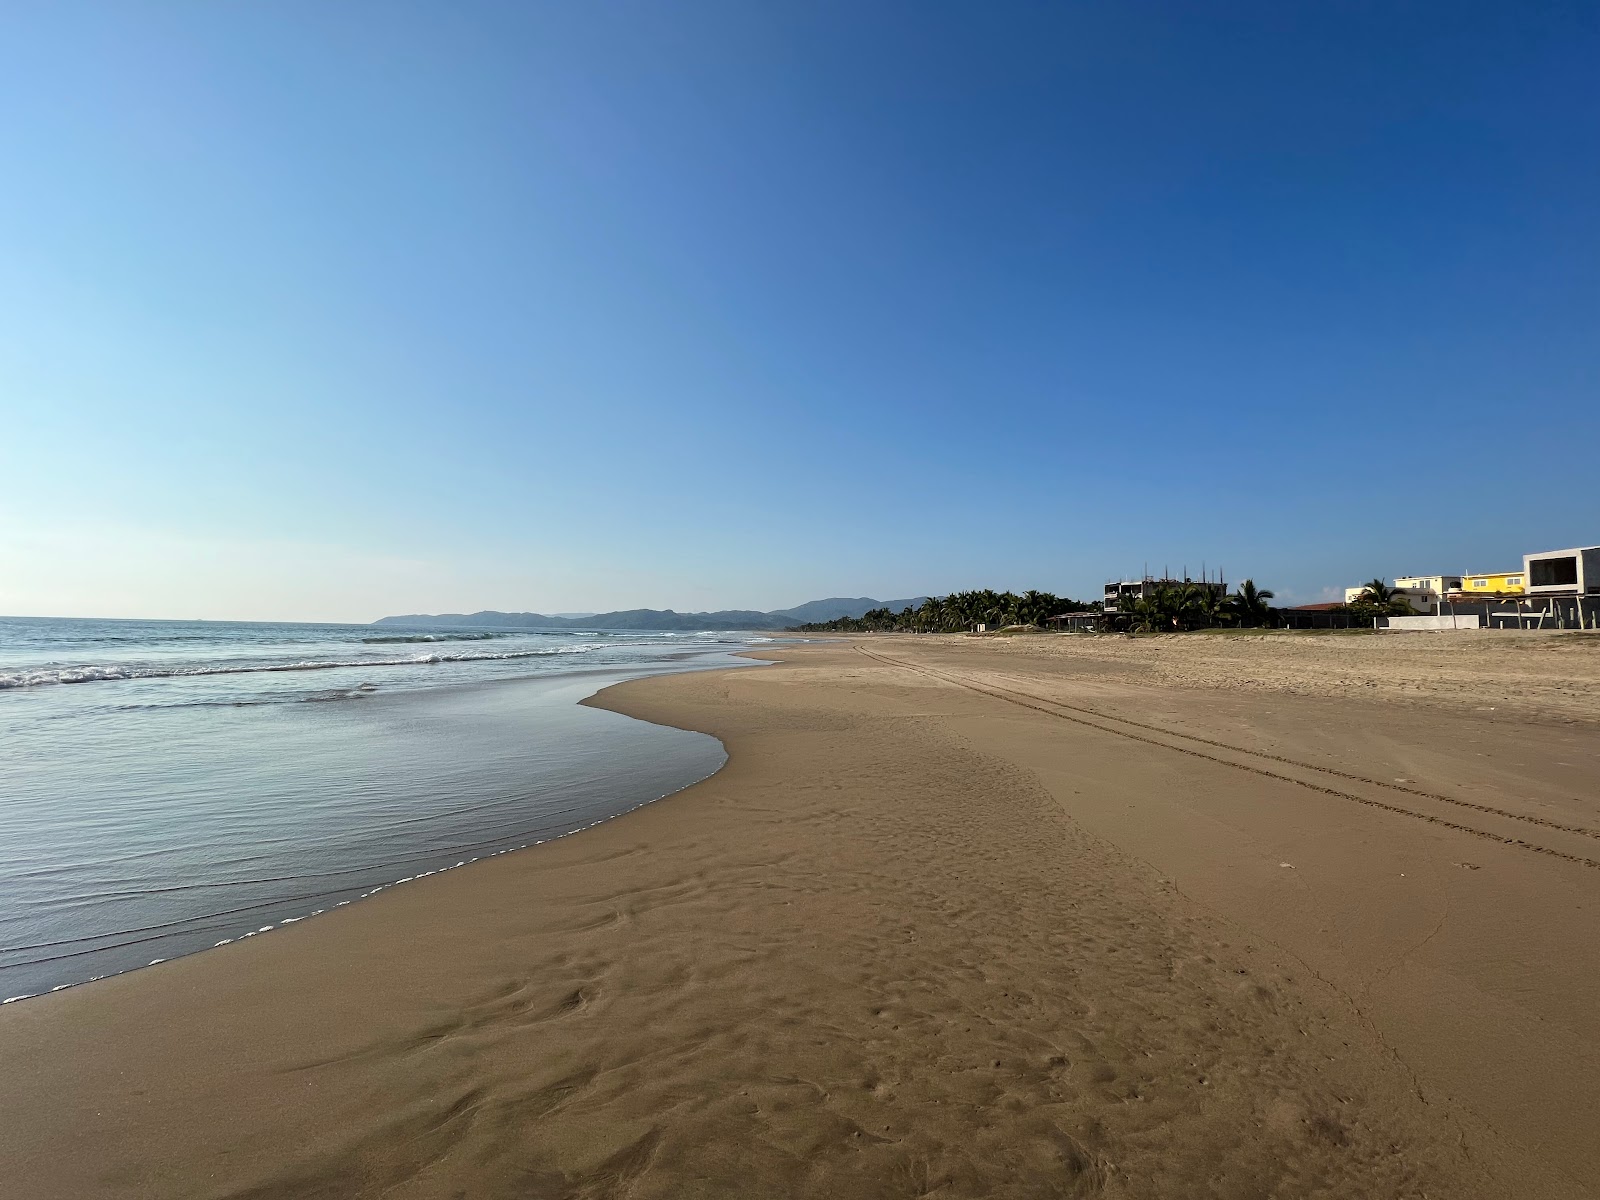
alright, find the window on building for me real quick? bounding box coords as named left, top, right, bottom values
left=1509, top=577, right=1521, bottom=585
left=1531, top=557, right=1579, bottom=587
left=1473, top=579, right=1487, bottom=587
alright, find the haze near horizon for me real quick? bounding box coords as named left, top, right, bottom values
left=2, top=3, right=1595, bottom=622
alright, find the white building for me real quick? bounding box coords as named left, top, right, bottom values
left=1397, top=575, right=1464, bottom=613
left=1344, top=575, right=1462, bottom=614
left=1522, top=547, right=1600, bottom=599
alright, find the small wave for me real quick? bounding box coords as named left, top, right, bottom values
left=0, top=645, right=602, bottom=689
left=360, top=632, right=508, bottom=644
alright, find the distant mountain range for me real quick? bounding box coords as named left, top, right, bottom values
left=373, top=596, right=929, bottom=632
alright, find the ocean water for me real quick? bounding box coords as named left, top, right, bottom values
left=0, top=616, right=765, bottom=1001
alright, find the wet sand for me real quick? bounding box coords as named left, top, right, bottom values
left=2, top=635, right=1597, bottom=1198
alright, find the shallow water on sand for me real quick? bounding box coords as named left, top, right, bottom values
left=0, top=617, right=758, bottom=1000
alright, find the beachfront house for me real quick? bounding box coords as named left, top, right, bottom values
left=1342, top=575, right=1460, bottom=614
left=1522, top=546, right=1600, bottom=599
left=1394, top=575, right=1463, bottom=613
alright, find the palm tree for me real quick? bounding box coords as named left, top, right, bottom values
left=1228, top=579, right=1276, bottom=627
left=1358, top=578, right=1397, bottom=605
left=860, top=607, right=893, bottom=631
left=1130, top=584, right=1185, bottom=632
left=1130, top=590, right=1165, bottom=633
left=1194, top=585, right=1232, bottom=627
left=1175, top=582, right=1214, bottom=630
left=1018, top=589, right=1049, bottom=627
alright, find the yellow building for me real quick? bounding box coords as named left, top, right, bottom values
left=1460, top=571, right=1525, bottom=596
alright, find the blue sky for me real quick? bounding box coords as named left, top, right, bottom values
left=2, top=2, right=1595, bottom=620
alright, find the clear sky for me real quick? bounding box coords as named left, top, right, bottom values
left=2, top=2, right=1595, bottom=621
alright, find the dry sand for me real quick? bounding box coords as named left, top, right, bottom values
left=958, top=627, right=1600, bottom=725
left=2, top=634, right=1598, bottom=1198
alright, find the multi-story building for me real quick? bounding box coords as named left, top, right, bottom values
left=1523, top=546, right=1600, bottom=598
left=1102, top=576, right=1227, bottom=614
left=1394, top=576, right=1464, bottom=609
left=1336, top=551, right=1597, bottom=628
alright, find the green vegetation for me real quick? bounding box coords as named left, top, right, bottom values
left=1356, top=577, right=1399, bottom=605
left=1337, top=578, right=1419, bottom=622
left=794, top=579, right=1283, bottom=634
left=1123, top=578, right=1275, bottom=632
left=793, top=589, right=1093, bottom=633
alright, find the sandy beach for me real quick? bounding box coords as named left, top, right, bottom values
left=3, top=632, right=1598, bottom=1198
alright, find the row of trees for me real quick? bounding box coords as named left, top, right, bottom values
left=795, top=589, right=1093, bottom=634
left=793, top=581, right=1281, bottom=634
left=1120, top=579, right=1275, bottom=632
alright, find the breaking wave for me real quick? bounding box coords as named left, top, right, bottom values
left=0, top=645, right=601, bottom=690
left=361, top=632, right=511, bottom=644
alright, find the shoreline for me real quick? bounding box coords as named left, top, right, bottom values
left=0, top=654, right=750, bottom=1005
left=2, top=638, right=1596, bottom=1197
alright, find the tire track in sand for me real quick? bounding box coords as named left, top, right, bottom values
left=856, top=645, right=1600, bottom=871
